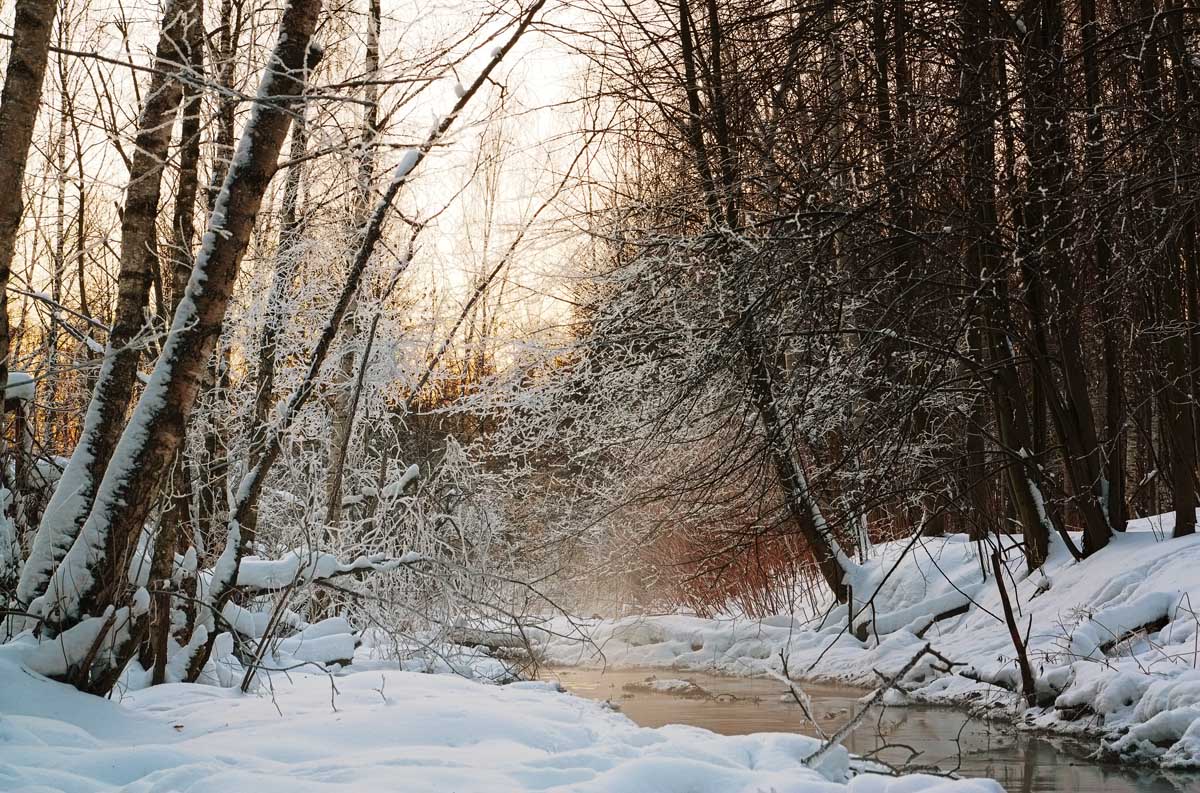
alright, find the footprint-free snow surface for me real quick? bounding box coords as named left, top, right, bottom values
left=0, top=656, right=1000, bottom=792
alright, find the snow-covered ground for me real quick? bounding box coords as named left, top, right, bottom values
left=0, top=654, right=1001, bottom=792
left=540, top=520, right=1200, bottom=769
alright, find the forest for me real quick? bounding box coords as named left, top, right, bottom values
left=1, top=0, right=1199, bottom=790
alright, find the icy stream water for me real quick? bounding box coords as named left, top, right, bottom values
left=542, top=667, right=1198, bottom=793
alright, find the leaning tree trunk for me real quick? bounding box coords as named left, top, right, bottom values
left=16, top=0, right=202, bottom=613
left=33, top=0, right=324, bottom=693
left=745, top=326, right=852, bottom=597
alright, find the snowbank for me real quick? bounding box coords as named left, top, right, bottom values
left=0, top=656, right=1000, bottom=792
left=539, top=525, right=1200, bottom=768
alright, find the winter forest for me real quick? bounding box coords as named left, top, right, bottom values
left=2, top=0, right=1200, bottom=790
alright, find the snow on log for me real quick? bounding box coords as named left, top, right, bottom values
left=1069, top=592, right=1179, bottom=660
left=854, top=583, right=982, bottom=640
left=222, top=600, right=306, bottom=639
left=3, top=372, right=34, bottom=406
left=22, top=604, right=136, bottom=682
left=235, top=550, right=425, bottom=594
left=446, top=626, right=529, bottom=652
left=274, top=632, right=359, bottom=666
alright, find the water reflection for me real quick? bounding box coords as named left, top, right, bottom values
left=541, top=667, right=1196, bottom=793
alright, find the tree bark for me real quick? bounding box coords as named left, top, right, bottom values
left=17, top=0, right=201, bottom=610
left=1017, top=0, right=1113, bottom=555
left=1080, top=0, right=1127, bottom=532
left=323, top=0, right=381, bottom=559
left=1135, top=0, right=1196, bottom=537
left=960, top=0, right=1071, bottom=571
left=244, top=109, right=307, bottom=540
left=35, top=0, right=324, bottom=691
left=0, top=0, right=59, bottom=476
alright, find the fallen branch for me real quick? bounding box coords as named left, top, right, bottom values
left=774, top=650, right=827, bottom=740
left=446, top=626, right=530, bottom=652
left=1097, top=614, right=1171, bottom=655
left=802, top=643, right=958, bottom=770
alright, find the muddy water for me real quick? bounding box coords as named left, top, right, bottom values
left=542, top=667, right=1197, bottom=793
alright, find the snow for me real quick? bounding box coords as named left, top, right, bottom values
left=380, top=463, right=419, bottom=498
left=15, top=373, right=108, bottom=616
left=19, top=605, right=122, bottom=678
left=0, top=655, right=1002, bottom=793
left=623, top=676, right=711, bottom=697
left=4, top=371, right=34, bottom=402
left=131, top=586, right=151, bottom=615
left=390, top=148, right=420, bottom=186
left=538, top=526, right=1200, bottom=768
left=0, top=486, right=15, bottom=582
left=236, top=549, right=424, bottom=591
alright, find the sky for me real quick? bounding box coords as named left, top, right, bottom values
left=0, top=0, right=599, bottom=370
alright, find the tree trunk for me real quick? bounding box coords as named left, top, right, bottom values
left=1080, top=0, right=1127, bottom=532
left=17, top=0, right=201, bottom=610
left=745, top=326, right=851, bottom=597
left=960, top=0, right=1069, bottom=571
left=1136, top=0, right=1195, bottom=537
left=244, top=109, right=307, bottom=540
left=0, top=0, right=59, bottom=486
left=1017, top=0, right=1113, bottom=555
left=35, top=0, right=324, bottom=692
left=322, top=0, right=382, bottom=560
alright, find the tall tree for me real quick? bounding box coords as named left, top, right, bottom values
left=0, top=0, right=59, bottom=436
left=32, top=0, right=324, bottom=692
left=17, top=0, right=205, bottom=610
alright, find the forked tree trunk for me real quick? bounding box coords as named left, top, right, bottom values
left=34, top=0, right=324, bottom=693
left=17, top=0, right=201, bottom=611
left=960, top=0, right=1073, bottom=571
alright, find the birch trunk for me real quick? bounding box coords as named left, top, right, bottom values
left=17, top=0, right=202, bottom=610
left=34, top=0, right=323, bottom=691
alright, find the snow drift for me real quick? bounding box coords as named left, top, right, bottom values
left=0, top=653, right=1001, bottom=792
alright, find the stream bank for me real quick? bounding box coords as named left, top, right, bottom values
left=542, top=666, right=1199, bottom=792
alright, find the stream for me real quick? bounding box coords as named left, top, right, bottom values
left=542, top=667, right=1198, bottom=792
